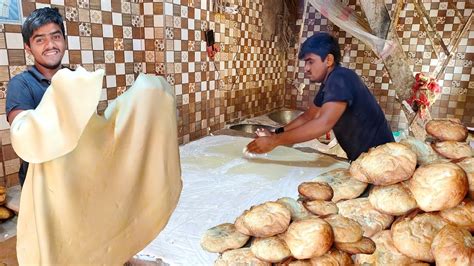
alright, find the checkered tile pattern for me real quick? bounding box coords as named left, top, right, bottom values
left=286, top=0, right=474, bottom=130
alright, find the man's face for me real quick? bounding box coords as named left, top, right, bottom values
left=303, top=53, right=328, bottom=83
left=25, top=22, right=66, bottom=70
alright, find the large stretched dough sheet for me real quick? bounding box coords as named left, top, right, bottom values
left=11, top=67, right=182, bottom=264
left=138, top=135, right=349, bottom=265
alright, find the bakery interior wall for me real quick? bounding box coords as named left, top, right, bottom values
left=285, top=0, right=473, bottom=131
left=0, top=0, right=288, bottom=187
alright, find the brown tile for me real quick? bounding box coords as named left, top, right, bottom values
left=8, top=50, right=25, bottom=65
left=68, top=50, right=82, bottom=64
left=93, top=51, right=105, bottom=63
left=91, top=24, right=103, bottom=36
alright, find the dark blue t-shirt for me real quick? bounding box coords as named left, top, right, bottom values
left=313, top=66, right=394, bottom=161
left=6, top=66, right=51, bottom=186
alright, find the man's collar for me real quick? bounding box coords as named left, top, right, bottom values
left=27, top=65, right=71, bottom=82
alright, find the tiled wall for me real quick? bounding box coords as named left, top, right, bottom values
left=285, top=0, right=474, bottom=130
left=0, top=0, right=287, bottom=187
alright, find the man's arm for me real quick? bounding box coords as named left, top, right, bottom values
left=8, top=110, right=25, bottom=125
left=247, top=101, right=347, bottom=153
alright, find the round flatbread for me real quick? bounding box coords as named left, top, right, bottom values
left=425, top=119, right=468, bottom=141
left=250, top=236, right=291, bottom=263
left=456, top=157, right=474, bottom=199
left=235, top=201, right=291, bottom=237
left=432, top=141, right=473, bottom=160
left=214, top=248, right=271, bottom=266
left=312, top=168, right=367, bottom=202
left=431, top=224, right=474, bottom=266
left=298, top=182, right=333, bottom=201
left=324, top=214, right=363, bottom=243
left=200, top=223, right=250, bottom=253
left=439, top=200, right=474, bottom=232
left=368, top=183, right=418, bottom=216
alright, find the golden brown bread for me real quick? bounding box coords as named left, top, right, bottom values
left=391, top=212, right=448, bottom=262
left=302, top=200, right=338, bottom=216
left=368, top=183, right=418, bottom=216
left=311, top=168, right=367, bottom=202
left=354, top=230, right=426, bottom=265
left=309, top=248, right=353, bottom=265
left=431, top=224, right=474, bottom=266
left=214, top=248, right=271, bottom=266
left=200, top=223, right=250, bottom=253
left=439, top=200, right=474, bottom=232
left=409, top=162, right=468, bottom=211
left=298, top=182, right=333, bottom=201
left=456, top=157, right=474, bottom=199
left=350, top=142, right=417, bottom=185
left=276, top=197, right=315, bottom=221
left=432, top=141, right=473, bottom=159
left=250, top=236, right=292, bottom=263
left=337, top=198, right=393, bottom=237
left=425, top=119, right=468, bottom=141
left=324, top=214, right=363, bottom=243
left=234, top=202, right=291, bottom=237
left=334, top=237, right=376, bottom=255
left=0, top=206, right=12, bottom=219
left=283, top=217, right=333, bottom=259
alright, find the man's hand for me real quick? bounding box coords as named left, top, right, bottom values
left=246, top=136, right=278, bottom=154
left=255, top=127, right=273, bottom=137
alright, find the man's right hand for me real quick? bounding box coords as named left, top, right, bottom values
left=255, top=128, right=274, bottom=137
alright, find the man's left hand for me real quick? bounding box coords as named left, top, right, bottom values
left=246, top=136, right=277, bottom=154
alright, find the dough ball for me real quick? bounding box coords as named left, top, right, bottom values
left=337, top=198, right=393, bottom=237
left=312, top=168, right=367, bottom=202
left=334, top=237, right=376, bottom=255
left=250, top=235, right=291, bottom=263
left=283, top=217, right=333, bottom=259
left=298, top=182, right=333, bottom=201
left=214, top=248, right=271, bottom=266
left=235, top=202, right=291, bottom=237
left=409, top=162, right=468, bottom=212
left=368, top=183, right=418, bottom=216
left=425, top=119, right=468, bottom=141
left=0, top=206, right=12, bottom=219
left=350, top=142, right=417, bottom=185
left=431, top=224, right=474, bottom=266
left=324, top=214, right=363, bottom=243
left=432, top=141, right=473, bottom=160
left=391, top=212, right=448, bottom=262
left=302, top=199, right=338, bottom=216
left=439, top=200, right=474, bottom=232
left=276, top=197, right=315, bottom=221
left=200, top=223, right=250, bottom=253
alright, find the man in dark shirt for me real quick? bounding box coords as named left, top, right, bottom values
left=6, top=7, right=66, bottom=186
left=247, top=32, right=394, bottom=161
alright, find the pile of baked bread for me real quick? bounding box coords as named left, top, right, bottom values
left=0, top=186, right=14, bottom=222
left=201, top=119, right=473, bottom=265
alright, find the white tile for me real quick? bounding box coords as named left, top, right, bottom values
left=106, top=75, right=116, bottom=88
left=101, top=0, right=112, bottom=11
left=154, top=15, right=164, bottom=27
left=112, top=12, right=122, bottom=26
left=143, top=3, right=153, bottom=15
left=173, top=40, right=181, bottom=50
left=133, top=39, right=143, bottom=50
left=5, top=33, right=23, bottom=49
left=124, top=51, right=133, bottom=63
left=92, top=37, right=103, bottom=50
left=103, top=25, right=113, bottom=38
left=100, top=88, right=107, bottom=101
left=61, top=50, right=69, bottom=64
left=0, top=114, right=9, bottom=130
left=67, top=36, right=81, bottom=50
left=50, top=0, right=64, bottom=5
left=166, top=51, right=174, bottom=62
left=144, top=27, right=154, bottom=39
left=0, top=50, right=8, bottom=65
left=81, top=50, right=93, bottom=64
left=116, top=63, right=125, bottom=75
left=164, top=3, right=173, bottom=15
left=181, top=29, right=188, bottom=40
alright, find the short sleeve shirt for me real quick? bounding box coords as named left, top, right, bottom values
left=313, top=66, right=394, bottom=161
left=6, top=66, right=51, bottom=186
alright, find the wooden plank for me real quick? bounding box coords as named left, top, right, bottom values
left=359, top=0, right=391, bottom=39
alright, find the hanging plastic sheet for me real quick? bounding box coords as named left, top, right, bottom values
left=307, top=0, right=396, bottom=59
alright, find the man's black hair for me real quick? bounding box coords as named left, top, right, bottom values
left=22, top=7, right=65, bottom=46
left=298, top=32, right=341, bottom=65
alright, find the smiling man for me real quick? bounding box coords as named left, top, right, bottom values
left=6, top=7, right=67, bottom=187
left=247, top=32, right=394, bottom=161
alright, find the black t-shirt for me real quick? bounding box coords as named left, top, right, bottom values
left=313, top=66, right=394, bottom=161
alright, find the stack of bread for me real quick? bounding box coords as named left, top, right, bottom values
left=201, top=119, right=473, bottom=265
left=0, top=186, right=14, bottom=222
